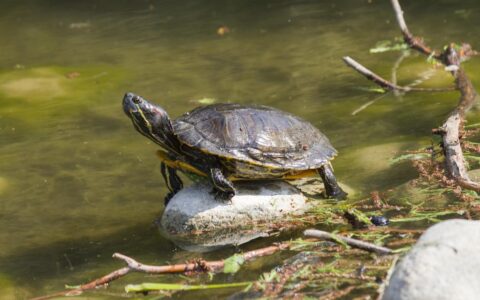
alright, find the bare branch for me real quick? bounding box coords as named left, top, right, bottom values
left=390, top=0, right=410, bottom=37
left=31, top=242, right=290, bottom=300
left=304, top=229, right=393, bottom=255
left=113, top=252, right=224, bottom=273
left=435, top=46, right=478, bottom=187
left=347, top=0, right=480, bottom=193
left=351, top=95, right=386, bottom=116
left=392, top=0, right=480, bottom=191
left=457, top=178, right=480, bottom=193
left=391, top=51, right=410, bottom=96
left=391, top=0, right=480, bottom=193
left=390, top=0, right=436, bottom=57
left=30, top=267, right=132, bottom=300
left=344, top=56, right=406, bottom=91
left=343, top=56, right=454, bottom=92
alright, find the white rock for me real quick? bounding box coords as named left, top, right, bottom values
left=160, top=181, right=309, bottom=235
left=382, top=219, right=480, bottom=300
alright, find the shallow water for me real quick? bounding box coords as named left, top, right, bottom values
left=1, top=0, right=480, bottom=298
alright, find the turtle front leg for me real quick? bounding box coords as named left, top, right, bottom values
left=209, top=167, right=237, bottom=201
left=160, top=163, right=183, bottom=205
left=317, top=164, right=347, bottom=200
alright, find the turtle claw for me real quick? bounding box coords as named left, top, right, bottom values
left=330, top=188, right=348, bottom=201
left=210, top=188, right=235, bottom=202
left=164, top=192, right=175, bottom=206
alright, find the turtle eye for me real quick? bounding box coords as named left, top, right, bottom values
left=132, top=96, right=142, bottom=104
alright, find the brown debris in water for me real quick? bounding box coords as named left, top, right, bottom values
left=462, top=140, right=480, bottom=153
left=65, top=71, right=80, bottom=79
left=370, top=191, right=384, bottom=209
left=320, top=286, right=356, bottom=300
left=184, top=258, right=212, bottom=275
left=217, top=26, right=230, bottom=36
left=412, top=159, right=476, bottom=202
left=261, top=259, right=306, bottom=298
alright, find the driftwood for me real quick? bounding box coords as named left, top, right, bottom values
left=437, top=45, right=480, bottom=191
left=345, top=0, right=480, bottom=193
left=31, top=243, right=289, bottom=300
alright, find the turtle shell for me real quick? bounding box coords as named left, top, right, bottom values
left=172, top=103, right=336, bottom=170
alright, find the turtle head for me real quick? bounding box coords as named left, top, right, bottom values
left=123, top=92, right=175, bottom=148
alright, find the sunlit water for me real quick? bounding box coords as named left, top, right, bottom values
left=1, top=0, right=480, bottom=298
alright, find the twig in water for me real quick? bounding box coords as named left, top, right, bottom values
left=344, top=56, right=407, bottom=92
left=350, top=56, right=447, bottom=115
left=343, top=56, right=455, bottom=93
left=351, top=93, right=388, bottom=116
left=346, top=55, right=454, bottom=116
left=31, top=242, right=290, bottom=300
left=391, top=50, right=410, bottom=97
left=304, top=229, right=393, bottom=255
left=63, top=253, right=74, bottom=271
left=389, top=0, right=480, bottom=191
left=390, top=0, right=437, bottom=57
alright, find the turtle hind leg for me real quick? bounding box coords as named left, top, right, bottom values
left=209, top=167, right=236, bottom=201
left=160, top=163, right=183, bottom=205
left=317, top=164, right=347, bottom=200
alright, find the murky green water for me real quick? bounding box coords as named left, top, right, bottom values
left=1, top=0, right=480, bottom=298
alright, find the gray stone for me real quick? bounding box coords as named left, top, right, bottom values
left=160, top=181, right=309, bottom=235
left=382, top=219, right=480, bottom=300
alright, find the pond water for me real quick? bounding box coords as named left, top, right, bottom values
left=1, top=0, right=480, bottom=298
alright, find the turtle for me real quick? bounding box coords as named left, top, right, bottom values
left=122, top=92, right=347, bottom=204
